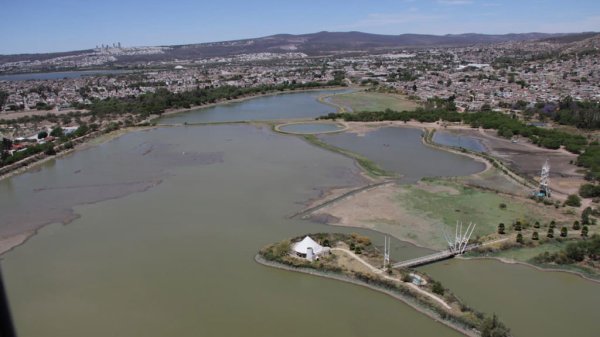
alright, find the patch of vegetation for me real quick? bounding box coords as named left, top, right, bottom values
left=401, top=181, right=550, bottom=238
left=532, top=234, right=600, bottom=266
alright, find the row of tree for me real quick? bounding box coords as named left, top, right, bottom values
left=318, top=108, right=587, bottom=153
left=75, top=81, right=344, bottom=117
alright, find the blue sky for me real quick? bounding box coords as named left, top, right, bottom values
left=1, top=0, right=599, bottom=54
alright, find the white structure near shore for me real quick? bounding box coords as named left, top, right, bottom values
left=293, top=236, right=330, bottom=261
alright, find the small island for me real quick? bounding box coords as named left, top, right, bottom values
left=257, top=233, right=511, bottom=337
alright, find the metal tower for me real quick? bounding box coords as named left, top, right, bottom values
left=539, top=159, right=550, bottom=197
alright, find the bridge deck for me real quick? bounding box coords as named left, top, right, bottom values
left=392, top=250, right=455, bottom=269
left=392, top=244, right=479, bottom=269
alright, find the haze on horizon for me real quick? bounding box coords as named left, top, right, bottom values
left=1, top=0, right=599, bottom=54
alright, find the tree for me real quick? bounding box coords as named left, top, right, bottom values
left=516, top=233, right=524, bottom=244
left=549, top=220, right=556, bottom=229
left=547, top=228, right=554, bottom=238
left=44, top=145, right=56, bottom=156
left=37, top=131, right=48, bottom=139
left=560, top=226, right=568, bottom=237
left=514, top=221, right=522, bottom=231
left=565, top=243, right=586, bottom=262
left=431, top=281, right=444, bottom=295
left=582, top=207, right=592, bottom=225
left=50, top=127, right=64, bottom=137
left=582, top=226, right=589, bottom=237
left=481, top=314, right=511, bottom=337
left=573, top=221, right=581, bottom=230
left=565, top=194, right=582, bottom=207
left=498, top=223, right=505, bottom=235
left=534, top=221, right=540, bottom=229
left=532, top=231, right=539, bottom=240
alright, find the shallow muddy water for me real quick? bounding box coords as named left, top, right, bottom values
left=319, top=127, right=486, bottom=182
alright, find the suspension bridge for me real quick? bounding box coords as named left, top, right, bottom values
left=391, top=222, right=478, bottom=269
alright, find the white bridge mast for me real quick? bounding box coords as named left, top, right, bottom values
left=383, top=235, right=390, bottom=268
left=443, top=221, right=476, bottom=255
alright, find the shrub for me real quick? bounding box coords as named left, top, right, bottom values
left=431, top=281, right=445, bottom=295
left=565, top=194, right=582, bottom=207
left=498, top=223, right=505, bottom=235
left=532, top=232, right=539, bottom=240
left=516, top=233, right=524, bottom=244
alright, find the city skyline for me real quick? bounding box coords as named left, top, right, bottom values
left=1, top=0, right=599, bottom=54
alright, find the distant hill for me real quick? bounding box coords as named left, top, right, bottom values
left=0, top=31, right=593, bottom=66
left=163, top=31, right=568, bottom=58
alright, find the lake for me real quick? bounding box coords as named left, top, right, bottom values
left=158, top=89, right=351, bottom=124
left=1, top=91, right=597, bottom=337
left=433, top=130, right=487, bottom=153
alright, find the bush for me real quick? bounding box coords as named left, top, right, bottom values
left=516, top=233, right=524, bottom=244
left=532, top=232, right=539, bottom=240
left=498, top=223, right=505, bottom=235
left=565, top=194, right=582, bottom=207
left=431, top=281, right=445, bottom=295
left=579, top=184, right=600, bottom=198
left=481, top=314, right=511, bottom=337
left=560, top=226, right=568, bottom=237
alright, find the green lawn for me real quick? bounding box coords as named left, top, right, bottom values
left=398, top=180, right=555, bottom=239
left=329, top=91, right=419, bottom=112
left=482, top=241, right=568, bottom=261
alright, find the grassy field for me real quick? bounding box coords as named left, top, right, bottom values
left=398, top=180, right=556, bottom=239
left=329, top=91, right=420, bottom=112
left=481, top=241, right=568, bottom=261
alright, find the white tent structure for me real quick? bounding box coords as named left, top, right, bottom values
left=293, top=236, right=329, bottom=261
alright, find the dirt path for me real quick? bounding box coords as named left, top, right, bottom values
left=331, top=247, right=452, bottom=310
